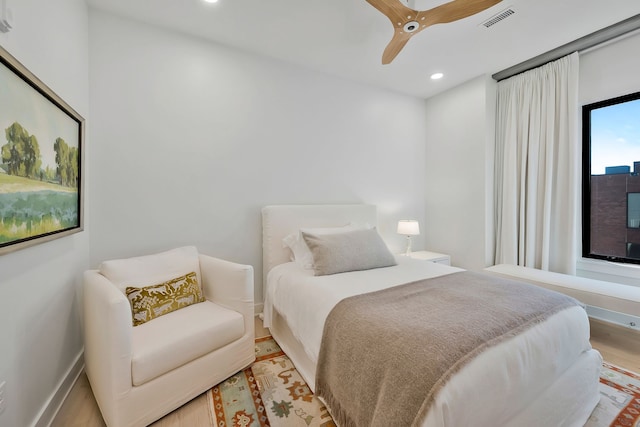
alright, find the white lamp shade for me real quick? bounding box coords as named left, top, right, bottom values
left=397, top=220, right=420, bottom=235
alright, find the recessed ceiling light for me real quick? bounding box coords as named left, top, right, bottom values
left=204, top=0, right=219, bottom=3
left=430, top=73, right=444, bottom=80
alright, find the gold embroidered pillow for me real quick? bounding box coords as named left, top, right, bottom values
left=125, top=272, right=205, bottom=326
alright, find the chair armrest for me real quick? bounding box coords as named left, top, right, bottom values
left=83, top=270, right=134, bottom=405
left=199, top=255, right=254, bottom=334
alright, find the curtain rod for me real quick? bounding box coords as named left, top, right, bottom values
left=492, top=13, right=640, bottom=82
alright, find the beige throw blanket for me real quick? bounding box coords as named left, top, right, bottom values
left=315, top=271, right=581, bottom=427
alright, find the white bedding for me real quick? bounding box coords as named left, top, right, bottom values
left=264, top=256, right=463, bottom=364
left=264, top=256, right=603, bottom=426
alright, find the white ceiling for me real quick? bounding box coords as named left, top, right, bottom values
left=86, top=0, right=640, bottom=99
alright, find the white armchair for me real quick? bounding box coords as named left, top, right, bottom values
left=83, top=246, right=255, bottom=427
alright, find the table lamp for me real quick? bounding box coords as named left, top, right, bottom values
left=397, top=220, right=420, bottom=255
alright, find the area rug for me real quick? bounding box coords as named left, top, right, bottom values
left=586, top=361, right=640, bottom=427
left=207, top=337, right=639, bottom=427
left=207, top=336, right=335, bottom=427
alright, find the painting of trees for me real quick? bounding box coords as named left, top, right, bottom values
left=54, top=137, right=79, bottom=188
left=1, top=121, right=42, bottom=179
left=0, top=122, right=78, bottom=188
left=0, top=121, right=81, bottom=246
left=0, top=44, right=84, bottom=254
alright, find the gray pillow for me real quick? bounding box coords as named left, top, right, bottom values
left=302, top=228, right=397, bottom=276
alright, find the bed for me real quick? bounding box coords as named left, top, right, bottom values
left=261, top=204, right=602, bottom=427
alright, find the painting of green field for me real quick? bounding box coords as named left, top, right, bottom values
left=0, top=174, right=78, bottom=244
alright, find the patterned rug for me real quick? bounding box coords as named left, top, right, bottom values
left=586, top=362, right=640, bottom=427
left=207, top=336, right=335, bottom=427
left=207, top=337, right=639, bottom=427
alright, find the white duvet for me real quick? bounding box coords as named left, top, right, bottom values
left=263, top=256, right=602, bottom=426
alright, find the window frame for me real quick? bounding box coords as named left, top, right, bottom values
left=582, top=90, right=640, bottom=265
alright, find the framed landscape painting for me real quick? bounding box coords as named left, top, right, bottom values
left=0, top=45, right=84, bottom=255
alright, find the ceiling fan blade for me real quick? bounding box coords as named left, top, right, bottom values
left=382, top=32, right=412, bottom=65
left=424, top=0, right=503, bottom=25
left=365, top=0, right=425, bottom=65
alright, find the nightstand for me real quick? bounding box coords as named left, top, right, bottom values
left=404, top=250, right=451, bottom=266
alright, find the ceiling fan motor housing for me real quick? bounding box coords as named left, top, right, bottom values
left=403, top=21, right=420, bottom=32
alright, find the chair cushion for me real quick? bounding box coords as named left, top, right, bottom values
left=99, top=246, right=201, bottom=294
left=131, top=300, right=244, bottom=386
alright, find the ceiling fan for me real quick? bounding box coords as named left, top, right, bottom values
left=366, top=0, right=503, bottom=64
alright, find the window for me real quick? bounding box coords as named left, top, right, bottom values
left=628, top=193, right=640, bottom=229
left=582, top=91, right=640, bottom=264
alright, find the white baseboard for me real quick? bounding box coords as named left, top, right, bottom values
left=254, top=302, right=263, bottom=314
left=33, top=349, right=84, bottom=427
left=586, top=306, right=640, bottom=331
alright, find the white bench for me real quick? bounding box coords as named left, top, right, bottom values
left=484, top=264, right=640, bottom=318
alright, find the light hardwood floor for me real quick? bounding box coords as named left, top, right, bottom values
left=52, top=316, right=638, bottom=427
left=589, top=317, right=640, bottom=372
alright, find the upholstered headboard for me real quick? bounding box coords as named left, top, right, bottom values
left=261, top=204, right=377, bottom=290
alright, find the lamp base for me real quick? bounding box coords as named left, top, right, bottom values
left=404, top=235, right=413, bottom=256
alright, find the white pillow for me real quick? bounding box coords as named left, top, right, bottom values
left=282, top=223, right=371, bottom=269
left=99, top=246, right=201, bottom=294
left=302, top=228, right=397, bottom=276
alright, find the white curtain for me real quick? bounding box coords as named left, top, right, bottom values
left=494, top=52, right=579, bottom=274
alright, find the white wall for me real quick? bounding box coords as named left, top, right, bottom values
left=88, top=10, right=429, bottom=303
left=580, top=32, right=640, bottom=105
left=423, top=76, right=496, bottom=270
left=0, top=1, right=89, bottom=426
left=577, top=31, right=640, bottom=287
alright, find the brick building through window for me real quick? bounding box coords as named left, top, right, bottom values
left=590, top=162, right=640, bottom=260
